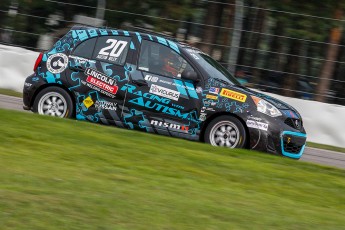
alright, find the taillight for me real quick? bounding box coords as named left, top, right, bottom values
left=33, top=52, right=44, bottom=72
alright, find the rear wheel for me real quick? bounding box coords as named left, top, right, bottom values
left=205, top=115, right=247, bottom=148
left=33, top=87, right=73, bottom=118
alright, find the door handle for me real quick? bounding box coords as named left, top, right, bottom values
left=132, top=79, right=148, bottom=87
left=70, top=66, right=85, bottom=72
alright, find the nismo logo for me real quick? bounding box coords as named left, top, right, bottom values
left=121, top=84, right=190, bottom=119
left=150, top=120, right=189, bottom=131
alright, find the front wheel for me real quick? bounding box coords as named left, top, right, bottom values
left=33, top=87, right=74, bottom=118
left=204, top=115, right=247, bottom=148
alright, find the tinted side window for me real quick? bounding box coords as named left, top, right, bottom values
left=92, top=36, right=131, bottom=65
left=72, top=37, right=97, bottom=58
left=138, top=40, right=194, bottom=78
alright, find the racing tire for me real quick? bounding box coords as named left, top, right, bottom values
left=204, top=115, right=247, bottom=148
left=33, top=86, right=74, bottom=118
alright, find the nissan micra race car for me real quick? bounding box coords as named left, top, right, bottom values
left=23, top=26, right=307, bottom=159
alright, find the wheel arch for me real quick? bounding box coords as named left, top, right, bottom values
left=31, top=84, right=76, bottom=114
left=199, top=112, right=250, bottom=149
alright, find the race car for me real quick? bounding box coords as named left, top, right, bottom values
left=23, top=25, right=307, bottom=159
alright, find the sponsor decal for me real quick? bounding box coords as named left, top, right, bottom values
left=83, top=96, right=94, bottom=108
left=46, top=53, right=68, bottom=74
left=139, top=67, right=149, bottom=71
left=220, top=88, right=247, bottom=102
left=173, top=81, right=195, bottom=91
left=121, top=84, right=191, bottom=119
left=95, top=101, right=117, bottom=111
left=150, top=120, right=189, bottom=131
left=201, top=106, right=215, bottom=113
left=85, top=68, right=118, bottom=95
left=196, top=87, right=203, bottom=93
left=24, top=82, right=32, bottom=87
left=149, top=84, right=180, bottom=101
left=96, top=39, right=128, bottom=62
left=199, top=113, right=207, bottom=121
left=249, top=116, right=262, bottom=121
left=209, top=87, right=220, bottom=95
left=171, top=104, right=184, bottom=110
left=246, top=120, right=268, bottom=131
left=206, top=94, right=218, bottom=100
left=69, top=55, right=96, bottom=64
left=159, top=79, right=172, bottom=85
left=145, top=75, right=158, bottom=82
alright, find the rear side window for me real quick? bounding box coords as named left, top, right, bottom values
left=72, top=38, right=97, bottom=59
left=92, top=36, right=131, bottom=65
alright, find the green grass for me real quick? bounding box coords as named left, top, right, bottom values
left=0, top=109, right=345, bottom=230
left=0, top=88, right=22, bottom=98
left=307, top=142, right=345, bottom=153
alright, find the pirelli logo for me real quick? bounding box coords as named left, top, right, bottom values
left=220, top=89, right=247, bottom=102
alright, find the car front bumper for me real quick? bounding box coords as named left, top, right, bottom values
left=247, top=115, right=307, bottom=159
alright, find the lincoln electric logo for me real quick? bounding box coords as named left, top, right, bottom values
left=85, top=68, right=118, bottom=94
left=150, top=120, right=189, bottom=131
left=220, top=89, right=247, bottom=102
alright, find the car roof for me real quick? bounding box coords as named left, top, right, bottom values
left=70, top=25, right=198, bottom=53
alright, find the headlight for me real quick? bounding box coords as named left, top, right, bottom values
left=251, top=96, right=282, bottom=117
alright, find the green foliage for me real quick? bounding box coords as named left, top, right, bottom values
left=104, top=0, right=195, bottom=32
left=265, top=0, right=342, bottom=41
left=1, top=109, right=345, bottom=229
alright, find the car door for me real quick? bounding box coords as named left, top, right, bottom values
left=66, top=32, right=134, bottom=125
left=122, top=39, right=203, bottom=139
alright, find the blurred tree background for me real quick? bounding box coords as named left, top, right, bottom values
left=0, top=0, right=344, bottom=105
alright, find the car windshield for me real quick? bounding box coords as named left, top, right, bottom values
left=184, top=48, right=241, bottom=85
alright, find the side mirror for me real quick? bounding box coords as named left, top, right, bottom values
left=181, top=70, right=199, bottom=82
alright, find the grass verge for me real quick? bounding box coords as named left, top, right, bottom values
left=0, top=109, right=345, bottom=229
left=307, top=142, right=345, bottom=153
left=0, top=88, right=22, bottom=98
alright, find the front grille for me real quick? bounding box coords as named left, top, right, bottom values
left=283, top=141, right=303, bottom=154
left=282, top=135, right=306, bottom=154
left=284, top=118, right=303, bottom=130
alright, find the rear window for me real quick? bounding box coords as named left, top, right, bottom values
left=72, top=37, right=97, bottom=59
left=92, top=36, right=131, bottom=65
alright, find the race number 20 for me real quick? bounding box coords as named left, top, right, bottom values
left=97, top=39, right=128, bottom=62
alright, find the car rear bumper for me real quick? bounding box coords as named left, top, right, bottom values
left=23, top=74, right=36, bottom=110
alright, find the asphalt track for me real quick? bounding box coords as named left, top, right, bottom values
left=1, top=94, right=344, bottom=170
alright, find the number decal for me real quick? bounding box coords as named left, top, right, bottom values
left=99, top=39, right=117, bottom=56
left=97, top=39, right=128, bottom=63
left=109, top=41, right=128, bottom=58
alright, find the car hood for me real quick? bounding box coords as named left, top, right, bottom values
left=231, top=85, right=302, bottom=119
